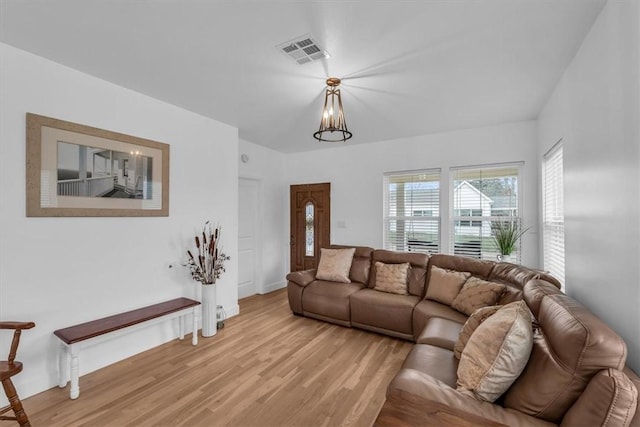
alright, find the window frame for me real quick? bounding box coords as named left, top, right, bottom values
left=449, top=162, right=525, bottom=262
left=542, top=140, right=565, bottom=288
left=383, top=169, right=442, bottom=254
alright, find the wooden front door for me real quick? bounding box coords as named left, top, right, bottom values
left=290, top=183, right=331, bottom=272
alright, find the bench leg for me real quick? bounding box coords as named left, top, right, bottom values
left=192, top=307, right=198, bottom=346
left=58, top=342, right=68, bottom=388
left=70, top=346, right=80, bottom=399
left=179, top=316, right=184, bottom=340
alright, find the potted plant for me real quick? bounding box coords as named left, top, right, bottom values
left=491, top=220, right=529, bottom=263
left=186, top=221, right=230, bottom=337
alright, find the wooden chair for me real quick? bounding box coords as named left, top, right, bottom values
left=0, top=322, right=35, bottom=427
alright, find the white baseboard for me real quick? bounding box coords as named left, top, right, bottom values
left=262, top=281, right=286, bottom=294
left=225, top=303, right=240, bottom=318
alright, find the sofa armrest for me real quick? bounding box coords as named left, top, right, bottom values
left=388, top=369, right=555, bottom=427
left=561, top=368, right=638, bottom=427
left=286, top=269, right=317, bottom=287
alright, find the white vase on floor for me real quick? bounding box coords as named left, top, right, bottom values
left=201, top=283, right=217, bottom=337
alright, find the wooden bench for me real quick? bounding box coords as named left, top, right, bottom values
left=54, top=297, right=200, bottom=399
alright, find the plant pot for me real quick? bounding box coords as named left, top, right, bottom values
left=201, top=283, right=217, bottom=337
left=497, top=254, right=511, bottom=263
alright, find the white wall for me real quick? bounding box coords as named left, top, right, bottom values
left=0, top=43, right=239, bottom=401
left=238, top=139, right=288, bottom=292
left=285, top=121, right=540, bottom=268
left=537, top=0, right=640, bottom=371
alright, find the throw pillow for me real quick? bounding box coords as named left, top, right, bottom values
left=453, top=305, right=502, bottom=359
left=315, top=248, right=356, bottom=283
left=425, top=266, right=471, bottom=305
left=451, top=277, right=506, bottom=316
left=456, top=301, right=534, bottom=402
left=373, top=262, right=410, bottom=295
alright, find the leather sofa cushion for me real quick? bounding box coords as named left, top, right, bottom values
left=350, top=288, right=420, bottom=335
left=412, top=300, right=468, bottom=340
left=489, top=262, right=562, bottom=290
left=428, top=254, right=495, bottom=279
left=302, top=280, right=364, bottom=322
left=523, top=279, right=564, bottom=318
left=369, top=250, right=428, bottom=297
left=328, top=244, right=374, bottom=285
left=416, top=317, right=463, bottom=351
left=504, top=291, right=628, bottom=423
left=387, top=369, right=556, bottom=427
left=402, top=344, right=459, bottom=388
left=561, top=368, right=638, bottom=427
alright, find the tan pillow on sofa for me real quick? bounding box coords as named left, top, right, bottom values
left=457, top=301, right=534, bottom=402
left=453, top=305, right=502, bottom=359
left=373, top=262, right=410, bottom=295
left=451, top=277, right=506, bottom=316
left=315, top=248, right=356, bottom=283
left=425, top=266, right=471, bottom=305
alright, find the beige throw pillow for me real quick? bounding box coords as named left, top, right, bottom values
left=456, top=301, right=534, bottom=402
left=425, top=266, right=471, bottom=305
left=373, top=262, right=410, bottom=295
left=315, top=248, right=356, bottom=283
left=453, top=305, right=502, bottom=359
left=451, top=277, right=506, bottom=316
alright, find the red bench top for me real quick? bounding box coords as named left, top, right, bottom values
left=53, top=297, right=200, bottom=344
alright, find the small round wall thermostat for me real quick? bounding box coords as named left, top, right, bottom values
left=241, top=154, right=249, bottom=163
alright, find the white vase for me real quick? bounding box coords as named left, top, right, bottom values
left=201, top=283, right=217, bottom=337
left=497, top=254, right=511, bottom=263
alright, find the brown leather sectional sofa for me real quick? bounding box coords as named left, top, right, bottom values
left=286, top=245, right=640, bottom=426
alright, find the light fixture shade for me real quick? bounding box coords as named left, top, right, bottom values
left=313, top=77, right=352, bottom=142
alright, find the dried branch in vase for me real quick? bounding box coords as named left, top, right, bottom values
left=186, top=221, right=230, bottom=284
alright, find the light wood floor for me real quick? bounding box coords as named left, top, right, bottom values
left=24, top=289, right=413, bottom=427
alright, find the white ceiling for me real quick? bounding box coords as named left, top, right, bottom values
left=0, top=0, right=606, bottom=153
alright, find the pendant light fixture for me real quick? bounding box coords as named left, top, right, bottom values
left=313, top=77, right=352, bottom=142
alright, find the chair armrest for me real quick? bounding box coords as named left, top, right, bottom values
left=0, top=321, right=35, bottom=330
left=286, top=269, right=317, bottom=287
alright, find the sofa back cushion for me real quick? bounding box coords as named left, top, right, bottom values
left=429, top=254, right=494, bottom=279
left=503, top=284, right=628, bottom=423
left=328, top=245, right=373, bottom=285
left=369, top=250, right=429, bottom=297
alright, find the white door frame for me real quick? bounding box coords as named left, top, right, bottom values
left=238, top=177, right=262, bottom=296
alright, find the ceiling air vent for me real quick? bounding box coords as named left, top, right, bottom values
left=276, top=34, right=330, bottom=65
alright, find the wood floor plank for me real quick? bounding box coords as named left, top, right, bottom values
left=23, top=289, right=412, bottom=426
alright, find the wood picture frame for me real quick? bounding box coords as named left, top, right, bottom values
left=26, top=113, right=170, bottom=217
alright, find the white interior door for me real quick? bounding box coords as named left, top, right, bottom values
left=238, top=178, right=259, bottom=298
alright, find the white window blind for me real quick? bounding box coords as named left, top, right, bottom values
left=543, top=142, right=564, bottom=288
left=384, top=170, right=440, bottom=254
left=450, top=163, right=523, bottom=262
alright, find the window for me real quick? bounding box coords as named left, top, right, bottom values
left=543, top=141, right=564, bottom=287
left=305, top=202, right=314, bottom=257
left=450, top=163, right=523, bottom=262
left=454, top=209, right=482, bottom=227
left=384, top=170, right=440, bottom=254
